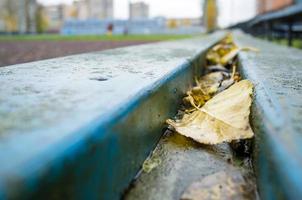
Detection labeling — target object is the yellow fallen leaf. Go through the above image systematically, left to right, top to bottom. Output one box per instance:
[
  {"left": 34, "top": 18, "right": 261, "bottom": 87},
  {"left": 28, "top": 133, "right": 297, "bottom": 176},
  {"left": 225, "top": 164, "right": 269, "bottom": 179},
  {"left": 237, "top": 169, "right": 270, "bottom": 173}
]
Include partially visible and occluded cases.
[
  {"left": 221, "top": 33, "right": 233, "bottom": 45},
  {"left": 212, "top": 44, "right": 222, "bottom": 51},
  {"left": 207, "top": 45, "right": 239, "bottom": 66},
  {"left": 220, "top": 47, "right": 240, "bottom": 65},
  {"left": 220, "top": 47, "right": 259, "bottom": 66},
  {"left": 206, "top": 51, "right": 221, "bottom": 65},
  {"left": 185, "top": 72, "right": 228, "bottom": 108},
  {"left": 167, "top": 80, "right": 254, "bottom": 144},
  {"left": 202, "top": 80, "right": 253, "bottom": 129}
]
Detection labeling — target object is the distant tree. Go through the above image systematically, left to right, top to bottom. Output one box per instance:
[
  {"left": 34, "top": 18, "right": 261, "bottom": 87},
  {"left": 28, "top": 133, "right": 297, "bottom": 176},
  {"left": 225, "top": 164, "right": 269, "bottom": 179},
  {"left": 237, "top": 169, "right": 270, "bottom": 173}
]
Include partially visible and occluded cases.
[
  {"left": 0, "top": 0, "right": 40, "bottom": 33},
  {"left": 2, "top": 0, "right": 18, "bottom": 32},
  {"left": 203, "top": 0, "right": 218, "bottom": 32},
  {"left": 36, "top": 5, "right": 48, "bottom": 33},
  {"left": 69, "top": 7, "right": 78, "bottom": 18},
  {"left": 167, "top": 19, "right": 178, "bottom": 29}
]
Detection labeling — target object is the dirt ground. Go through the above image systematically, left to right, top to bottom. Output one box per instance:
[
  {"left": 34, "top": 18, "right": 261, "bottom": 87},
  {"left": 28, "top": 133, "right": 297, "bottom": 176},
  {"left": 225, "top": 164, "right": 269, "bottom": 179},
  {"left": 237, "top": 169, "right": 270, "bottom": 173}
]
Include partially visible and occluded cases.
[{"left": 0, "top": 40, "right": 157, "bottom": 67}]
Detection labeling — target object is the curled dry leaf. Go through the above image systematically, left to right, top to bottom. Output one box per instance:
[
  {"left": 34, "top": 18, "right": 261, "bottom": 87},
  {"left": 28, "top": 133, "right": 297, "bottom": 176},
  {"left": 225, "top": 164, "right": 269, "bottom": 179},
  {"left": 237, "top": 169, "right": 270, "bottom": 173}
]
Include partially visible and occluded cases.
[
  {"left": 206, "top": 33, "right": 258, "bottom": 67},
  {"left": 206, "top": 34, "right": 238, "bottom": 66},
  {"left": 220, "top": 46, "right": 260, "bottom": 66},
  {"left": 220, "top": 48, "right": 240, "bottom": 65},
  {"left": 206, "top": 51, "right": 221, "bottom": 65},
  {"left": 184, "top": 72, "right": 230, "bottom": 108},
  {"left": 167, "top": 80, "right": 254, "bottom": 145}
]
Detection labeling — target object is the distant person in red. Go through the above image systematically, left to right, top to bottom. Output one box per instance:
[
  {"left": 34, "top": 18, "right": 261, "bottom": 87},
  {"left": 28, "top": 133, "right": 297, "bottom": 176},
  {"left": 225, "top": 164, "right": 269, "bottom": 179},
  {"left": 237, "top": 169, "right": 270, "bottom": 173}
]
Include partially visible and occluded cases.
[{"left": 107, "top": 23, "right": 114, "bottom": 36}]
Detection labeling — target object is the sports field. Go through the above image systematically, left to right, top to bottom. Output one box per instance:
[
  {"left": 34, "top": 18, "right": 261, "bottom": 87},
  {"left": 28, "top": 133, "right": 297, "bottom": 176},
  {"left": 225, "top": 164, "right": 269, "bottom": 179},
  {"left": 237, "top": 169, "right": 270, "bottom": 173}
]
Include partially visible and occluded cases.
[{"left": 0, "top": 34, "right": 194, "bottom": 67}]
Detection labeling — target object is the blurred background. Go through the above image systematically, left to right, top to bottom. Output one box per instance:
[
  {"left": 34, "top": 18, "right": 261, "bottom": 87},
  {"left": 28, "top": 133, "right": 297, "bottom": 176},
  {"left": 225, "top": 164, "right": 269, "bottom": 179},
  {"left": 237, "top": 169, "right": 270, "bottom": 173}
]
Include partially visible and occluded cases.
[
  {"left": 0, "top": 0, "right": 301, "bottom": 66},
  {"left": 0, "top": 0, "right": 257, "bottom": 35}
]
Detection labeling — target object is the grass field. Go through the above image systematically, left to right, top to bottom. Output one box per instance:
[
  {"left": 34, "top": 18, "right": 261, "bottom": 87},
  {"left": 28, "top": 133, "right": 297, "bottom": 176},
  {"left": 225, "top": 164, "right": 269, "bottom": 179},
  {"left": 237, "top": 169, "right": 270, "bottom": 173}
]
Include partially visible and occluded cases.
[
  {"left": 0, "top": 34, "right": 194, "bottom": 42},
  {"left": 259, "top": 37, "right": 302, "bottom": 49},
  {"left": 274, "top": 39, "right": 302, "bottom": 49}
]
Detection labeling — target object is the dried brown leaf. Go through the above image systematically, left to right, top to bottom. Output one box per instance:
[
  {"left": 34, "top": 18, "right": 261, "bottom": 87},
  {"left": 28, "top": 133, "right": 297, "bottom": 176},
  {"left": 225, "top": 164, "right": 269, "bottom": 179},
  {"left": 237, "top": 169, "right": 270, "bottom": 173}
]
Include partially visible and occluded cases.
[
  {"left": 220, "top": 47, "right": 240, "bottom": 65},
  {"left": 185, "top": 72, "right": 229, "bottom": 108},
  {"left": 167, "top": 80, "right": 254, "bottom": 145}
]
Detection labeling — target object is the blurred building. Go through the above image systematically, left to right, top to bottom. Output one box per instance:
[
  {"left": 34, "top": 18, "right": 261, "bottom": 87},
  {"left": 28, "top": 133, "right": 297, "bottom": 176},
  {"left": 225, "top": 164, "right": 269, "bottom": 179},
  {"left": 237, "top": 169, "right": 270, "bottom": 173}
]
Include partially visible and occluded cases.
[
  {"left": 0, "top": 0, "right": 37, "bottom": 33},
  {"left": 41, "top": 0, "right": 114, "bottom": 32},
  {"left": 73, "top": 0, "right": 113, "bottom": 20},
  {"left": 74, "top": 0, "right": 89, "bottom": 19},
  {"left": 88, "top": 0, "right": 113, "bottom": 19},
  {"left": 257, "top": 0, "right": 294, "bottom": 14},
  {"left": 129, "top": 2, "right": 149, "bottom": 20},
  {"left": 43, "top": 4, "right": 76, "bottom": 32}
]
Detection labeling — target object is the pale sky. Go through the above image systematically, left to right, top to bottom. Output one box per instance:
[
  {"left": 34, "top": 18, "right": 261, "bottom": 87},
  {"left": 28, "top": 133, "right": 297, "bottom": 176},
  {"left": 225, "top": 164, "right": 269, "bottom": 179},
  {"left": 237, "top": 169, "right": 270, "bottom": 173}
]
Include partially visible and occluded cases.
[
  {"left": 37, "top": 0, "right": 257, "bottom": 27},
  {"left": 217, "top": 0, "right": 256, "bottom": 27}
]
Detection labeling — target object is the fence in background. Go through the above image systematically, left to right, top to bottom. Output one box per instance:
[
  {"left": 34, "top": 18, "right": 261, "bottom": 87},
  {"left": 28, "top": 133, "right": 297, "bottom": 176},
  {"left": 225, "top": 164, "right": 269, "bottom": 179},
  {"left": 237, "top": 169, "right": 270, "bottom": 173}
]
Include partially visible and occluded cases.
[
  {"left": 231, "top": 3, "right": 302, "bottom": 46},
  {"left": 61, "top": 18, "right": 205, "bottom": 35}
]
